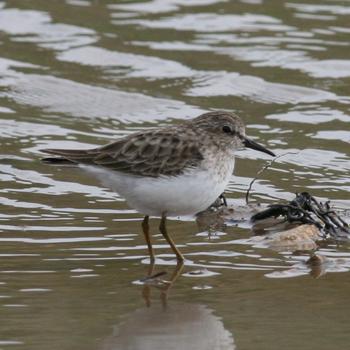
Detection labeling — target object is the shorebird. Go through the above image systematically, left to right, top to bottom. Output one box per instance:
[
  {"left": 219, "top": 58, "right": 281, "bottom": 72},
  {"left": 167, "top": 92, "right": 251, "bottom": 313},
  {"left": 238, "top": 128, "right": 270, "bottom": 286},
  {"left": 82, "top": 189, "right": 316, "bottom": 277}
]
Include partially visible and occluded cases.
[{"left": 41, "top": 111, "right": 275, "bottom": 263}]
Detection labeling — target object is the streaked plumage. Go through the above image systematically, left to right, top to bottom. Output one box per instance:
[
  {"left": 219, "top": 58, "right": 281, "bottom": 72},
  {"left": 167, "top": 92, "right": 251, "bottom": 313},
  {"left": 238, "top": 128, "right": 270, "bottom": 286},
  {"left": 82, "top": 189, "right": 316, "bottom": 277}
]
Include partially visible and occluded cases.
[{"left": 41, "top": 111, "right": 275, "bottom": 262}]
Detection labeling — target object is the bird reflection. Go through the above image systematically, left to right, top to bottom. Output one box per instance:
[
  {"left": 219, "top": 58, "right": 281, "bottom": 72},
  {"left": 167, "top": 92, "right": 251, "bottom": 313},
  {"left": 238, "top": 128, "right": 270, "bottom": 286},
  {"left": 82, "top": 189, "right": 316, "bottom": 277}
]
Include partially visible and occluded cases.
[
  {"left": 141, "top": 261, "right": 184, "bottom": 308},
  {"left": 100, "top": 302, "right": 235, "bottom": 350}
]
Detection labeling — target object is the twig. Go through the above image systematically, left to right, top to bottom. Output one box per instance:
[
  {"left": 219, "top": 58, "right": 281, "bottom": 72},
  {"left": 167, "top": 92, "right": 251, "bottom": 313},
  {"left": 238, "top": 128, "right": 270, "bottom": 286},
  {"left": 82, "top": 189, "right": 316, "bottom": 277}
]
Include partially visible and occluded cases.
[{"left": 245, "top": 152, "right": 300, "bottom": 205}]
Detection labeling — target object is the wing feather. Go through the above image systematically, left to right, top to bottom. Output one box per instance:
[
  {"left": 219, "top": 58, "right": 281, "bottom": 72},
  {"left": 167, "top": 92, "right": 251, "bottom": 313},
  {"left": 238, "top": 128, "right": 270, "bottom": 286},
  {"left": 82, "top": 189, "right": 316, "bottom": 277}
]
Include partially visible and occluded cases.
[{"left": 41, "top": 128, "right": 203, "bottom": 177}]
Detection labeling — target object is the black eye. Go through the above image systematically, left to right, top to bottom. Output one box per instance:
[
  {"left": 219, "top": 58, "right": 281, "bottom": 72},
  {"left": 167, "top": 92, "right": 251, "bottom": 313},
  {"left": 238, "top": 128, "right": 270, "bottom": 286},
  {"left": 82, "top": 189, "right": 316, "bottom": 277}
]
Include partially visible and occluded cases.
[{"left": 222, "top": 125, "right": 232, "bottom": 134}]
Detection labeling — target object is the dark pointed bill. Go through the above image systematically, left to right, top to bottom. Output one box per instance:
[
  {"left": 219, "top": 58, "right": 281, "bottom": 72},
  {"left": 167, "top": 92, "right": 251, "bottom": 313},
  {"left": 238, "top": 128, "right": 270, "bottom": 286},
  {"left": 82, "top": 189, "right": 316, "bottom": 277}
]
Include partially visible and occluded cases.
[{"left": 243, "top": 137, "right": 275, "bottom": 157}]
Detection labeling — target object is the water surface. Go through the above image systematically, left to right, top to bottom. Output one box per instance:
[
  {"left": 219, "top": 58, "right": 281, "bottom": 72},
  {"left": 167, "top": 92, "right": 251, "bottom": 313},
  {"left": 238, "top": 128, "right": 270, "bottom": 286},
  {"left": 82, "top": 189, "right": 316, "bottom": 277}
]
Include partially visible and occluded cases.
[{"left": 0, "top": 0, "right": 350, "bottom": 349}]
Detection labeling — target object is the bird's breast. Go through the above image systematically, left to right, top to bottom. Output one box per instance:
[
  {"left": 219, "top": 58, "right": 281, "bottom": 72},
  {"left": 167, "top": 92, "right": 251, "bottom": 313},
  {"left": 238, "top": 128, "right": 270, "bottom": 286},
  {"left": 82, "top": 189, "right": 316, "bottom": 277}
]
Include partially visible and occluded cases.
[{"left": 200, "top": 147, "right": 235, "bottom": 183}]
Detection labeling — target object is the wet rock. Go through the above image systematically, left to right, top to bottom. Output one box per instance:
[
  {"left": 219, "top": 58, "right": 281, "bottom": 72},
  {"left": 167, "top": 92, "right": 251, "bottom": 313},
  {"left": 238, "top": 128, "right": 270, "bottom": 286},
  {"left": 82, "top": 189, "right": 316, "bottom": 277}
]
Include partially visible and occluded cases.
[
  {"left": 196, "top": 203, "right": 261, "bottom": 232},
  {"left": 253, "top": 224, "right": 321, "bottom": 252},
  {"left": 268, "top": 224, "right": 320, "bottom": 251}
]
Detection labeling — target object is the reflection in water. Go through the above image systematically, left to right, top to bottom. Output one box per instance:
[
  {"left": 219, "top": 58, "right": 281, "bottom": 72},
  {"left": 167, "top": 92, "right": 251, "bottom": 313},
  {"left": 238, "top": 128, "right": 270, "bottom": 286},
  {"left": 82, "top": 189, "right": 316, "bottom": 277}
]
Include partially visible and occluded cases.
[
  {"left": 109, "top": 0, "right": 227, "bottom": 15},
  {"left": 0, "top": 8, "right": 97, "bottom": 50},
  {"left": 115, "top": 13, "right": 293, "bottom": 32},
  {"left": 58, "top": 46, "right": 194, "bottom": 79},
  {"left": 186, "top": 71, "right": 338, "bottom": 104},
  {"left": 2, "top": 74, "right": 203, "bottom": 122},
  {"left": 140, "top": 261, "right": 184, "bottom": 307},
  {"left": 100, "top": 303, "right": 235, "bottom": 350}
]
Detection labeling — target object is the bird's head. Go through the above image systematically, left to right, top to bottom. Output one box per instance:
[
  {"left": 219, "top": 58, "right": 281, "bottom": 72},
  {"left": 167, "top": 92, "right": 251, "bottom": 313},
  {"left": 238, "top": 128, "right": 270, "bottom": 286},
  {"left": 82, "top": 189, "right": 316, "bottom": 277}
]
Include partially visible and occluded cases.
[{"left": 192, "top": 111, "right": 275, "bottom": 157}]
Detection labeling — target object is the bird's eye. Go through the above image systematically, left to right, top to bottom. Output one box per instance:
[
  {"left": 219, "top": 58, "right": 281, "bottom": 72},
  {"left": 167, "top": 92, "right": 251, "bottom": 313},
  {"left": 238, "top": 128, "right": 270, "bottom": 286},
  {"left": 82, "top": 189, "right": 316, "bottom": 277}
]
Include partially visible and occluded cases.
[{"left": 222, "top": 125, "right": 232, "bottom": 134}]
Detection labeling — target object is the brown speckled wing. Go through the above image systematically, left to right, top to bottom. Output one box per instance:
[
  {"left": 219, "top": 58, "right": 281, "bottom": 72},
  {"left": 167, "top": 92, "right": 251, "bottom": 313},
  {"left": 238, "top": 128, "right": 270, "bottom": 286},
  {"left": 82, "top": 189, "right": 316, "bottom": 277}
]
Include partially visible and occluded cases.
[
  {"left": 42, "top": 129, "right": 204, "bottom": 178},
  {"left": 94, "top": 129, "right": 203, "bottom": 177}
]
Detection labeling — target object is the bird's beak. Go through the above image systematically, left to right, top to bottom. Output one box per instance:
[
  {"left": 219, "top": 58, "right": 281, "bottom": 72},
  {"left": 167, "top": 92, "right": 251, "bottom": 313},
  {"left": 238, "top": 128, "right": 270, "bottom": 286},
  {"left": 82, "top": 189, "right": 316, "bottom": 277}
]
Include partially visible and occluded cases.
[{"left": 243, "top": 137, "right": 275, "bottom": 157}]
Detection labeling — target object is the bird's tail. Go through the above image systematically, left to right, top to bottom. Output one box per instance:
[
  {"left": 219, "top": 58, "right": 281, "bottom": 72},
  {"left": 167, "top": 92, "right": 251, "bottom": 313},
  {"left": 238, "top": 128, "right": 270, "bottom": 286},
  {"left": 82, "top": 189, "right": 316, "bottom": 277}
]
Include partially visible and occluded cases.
[
  {"left": 40, "top": 148, "right": 98, "bottom": 164},
  {"left": 41, "top": 157, "right": 75, "bottom": 165}
]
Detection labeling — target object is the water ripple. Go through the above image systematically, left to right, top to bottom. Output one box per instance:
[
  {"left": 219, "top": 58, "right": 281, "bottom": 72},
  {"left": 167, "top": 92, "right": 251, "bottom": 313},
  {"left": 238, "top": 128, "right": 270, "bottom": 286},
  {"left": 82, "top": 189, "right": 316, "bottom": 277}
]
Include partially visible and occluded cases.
[{"left": 0, "top": 8, "right": 97, "bottom": 49}]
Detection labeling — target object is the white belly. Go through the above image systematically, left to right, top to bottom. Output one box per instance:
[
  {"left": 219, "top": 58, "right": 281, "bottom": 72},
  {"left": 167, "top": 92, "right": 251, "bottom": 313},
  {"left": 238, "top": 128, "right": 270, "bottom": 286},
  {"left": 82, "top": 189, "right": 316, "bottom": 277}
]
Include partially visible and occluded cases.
[{"left": 81, "top": 160, "right": 234, "bottom": 217}]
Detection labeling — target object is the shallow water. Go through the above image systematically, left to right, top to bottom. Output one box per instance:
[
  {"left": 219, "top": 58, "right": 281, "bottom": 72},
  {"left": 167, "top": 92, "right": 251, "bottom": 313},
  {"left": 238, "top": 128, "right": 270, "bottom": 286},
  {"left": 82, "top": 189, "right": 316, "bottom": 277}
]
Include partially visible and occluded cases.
[{"left": 0, "top": 0, "right": 350, "bottom": 349}]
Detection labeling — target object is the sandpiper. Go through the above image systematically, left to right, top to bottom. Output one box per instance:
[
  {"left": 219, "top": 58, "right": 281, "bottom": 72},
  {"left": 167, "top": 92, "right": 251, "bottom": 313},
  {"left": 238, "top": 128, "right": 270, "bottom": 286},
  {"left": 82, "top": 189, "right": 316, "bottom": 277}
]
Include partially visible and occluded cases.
[{"left": 41, "top": 111, "right": 275, "bottom": 263}]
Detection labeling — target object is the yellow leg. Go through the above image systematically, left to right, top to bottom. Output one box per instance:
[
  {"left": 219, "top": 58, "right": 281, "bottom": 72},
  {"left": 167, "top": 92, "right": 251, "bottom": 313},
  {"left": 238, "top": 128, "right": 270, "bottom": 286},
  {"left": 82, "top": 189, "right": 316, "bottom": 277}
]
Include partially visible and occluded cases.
[
  {"left": 159, "top": 213, "right": 185, "bottom": 262},
  {"left": 142, "top": 215, "right": 155, "bottom": 263},
  {"left": 141, "top": 259, "right": 155, "bottom": 307},
  {"left": 141, "top": 261, "right": 184, "bottom": 308},
  {"left": 160, "top": 261, "right": 184, "bottom": 307}
]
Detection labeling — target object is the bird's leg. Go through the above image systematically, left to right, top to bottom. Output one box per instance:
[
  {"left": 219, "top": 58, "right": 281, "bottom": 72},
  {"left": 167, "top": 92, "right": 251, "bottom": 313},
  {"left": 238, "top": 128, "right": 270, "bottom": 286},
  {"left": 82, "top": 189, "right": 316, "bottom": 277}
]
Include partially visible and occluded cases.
[
  {"left": 219, "top": 193, "right": 228, "bottom": 207},
  {"left": 159, "top": 213, "right": 185, "bottom": 263},
  {"left": 141, "top": 214, "right": 184, "bottom": 307},
  {"left": 141, "top": 215, "right": 155, "bottom": 307},
  {"left": 141, "top": 215, "right": 184, "bottom": 307},
  {"left": 142, "top": 215, "right": 155, "bottom": 264},
  {"left": 160, "top": 262, "right": 184, "bottom": 308},
  {"left": 141, "top": 264, "right": 183, "bottom": 308},
  {"left": 142, "top": 284, "right": 152, "bottom": 308}
]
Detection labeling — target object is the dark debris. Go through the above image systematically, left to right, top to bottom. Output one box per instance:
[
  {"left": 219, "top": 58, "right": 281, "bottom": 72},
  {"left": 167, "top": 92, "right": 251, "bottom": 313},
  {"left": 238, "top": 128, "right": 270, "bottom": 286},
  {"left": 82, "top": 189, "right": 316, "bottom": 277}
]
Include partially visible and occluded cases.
[{"left": 251, "top": 192, "right": 350, "bottom": 239}]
